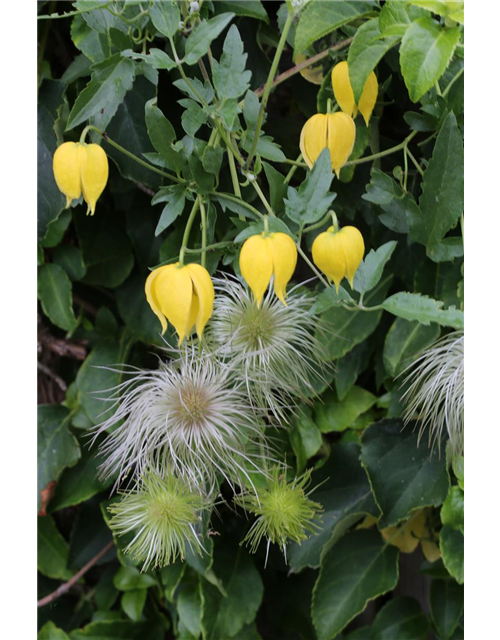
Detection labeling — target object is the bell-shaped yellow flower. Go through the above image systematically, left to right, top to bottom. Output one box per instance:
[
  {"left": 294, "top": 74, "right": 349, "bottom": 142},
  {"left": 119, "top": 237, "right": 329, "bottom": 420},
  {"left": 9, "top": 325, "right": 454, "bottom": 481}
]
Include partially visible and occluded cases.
[
  {"left": 331, "top": 61, "right": 378, "bottom": 126},
  {"left": 299, "top": 113, "right": 356, "bottom": 176},
  {"left": 53, "top": 142, "right": 109, "bottom": 215},
  {"left": 312, "top": 225, "right": 364, "bottom": 292},
  {"left": 239, "top": 232, "right": 297, "bottom": 307},
  {"left": 145, "top": 262, "right": 214, "bottom": 344}
]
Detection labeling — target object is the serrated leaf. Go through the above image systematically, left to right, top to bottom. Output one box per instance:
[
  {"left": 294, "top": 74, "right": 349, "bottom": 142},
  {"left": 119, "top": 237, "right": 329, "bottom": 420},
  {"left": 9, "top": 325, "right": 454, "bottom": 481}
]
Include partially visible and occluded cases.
[
  {"left": 149, "top": 0, "right": 180, "bottom": 38},
  {"left": 215, "top": 1, "right": 268, "bottom": 22},
  {"left": 379, "top": 1, "right": 412, "bottom": 36},
  {"left": 184, "top": 12, "right": 234, "bottom": 66},
  {"left": 400, "top": 18, "right": 460, "bottom": 102},
  {"left": 347, "top": 19, "right": 399, "bottom": 103},
  {"left": 213, "top": 25, "right": 252, "bottom": 99},
  {"left": 66, "top": 54, "right": 135, "bottom": 130},
  {"left": 145, "top": 98, "right": 182, "bottom": 173},
  {"left": 284, "top": 149, "right": 336, "bottom": 226},
  {"left": 362, "top": 169, "right": 419, "bottom": 235},
  {"left": 154, "top": 185, "right": 186, "bottom": 236},
  {"left": 353, "top": 240, "right": 397, "bottom": 294},
  {"left": 38, "top": 263, "right": 78, "bottom": 331},
  {"left": 381, "top": 292, "right": 464, "bottom": 330},
  {"left": 383, "top": 317, "right": 440, "bottom": 378},
  {"left": 316, "top": 386, "right": 377, "bottom": 433},
  {"left": 360, "top": 418, "right": 450, "bottom": 528},
  {"left": 312, "top": 529, "right": 399, "bottom": 640},
  {"left": 371, "top": 596, "right": 429, "bottom": 640}
]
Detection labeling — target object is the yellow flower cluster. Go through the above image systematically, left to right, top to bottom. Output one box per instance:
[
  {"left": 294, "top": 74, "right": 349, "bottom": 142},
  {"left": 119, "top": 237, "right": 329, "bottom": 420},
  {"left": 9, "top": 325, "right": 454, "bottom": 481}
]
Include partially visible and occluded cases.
[{"left": 53, "top": 141, "right": 109, "bottom": 215}]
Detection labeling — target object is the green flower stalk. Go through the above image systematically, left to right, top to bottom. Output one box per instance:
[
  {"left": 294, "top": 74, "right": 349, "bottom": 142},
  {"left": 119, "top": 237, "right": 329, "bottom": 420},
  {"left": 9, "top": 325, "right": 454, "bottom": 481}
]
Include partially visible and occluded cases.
[
  {"left": 235, "top": 466, "right": 323, "bottom": 564},
  {"left": 108, "top": 471, "right": 207, "bottom": 571}
]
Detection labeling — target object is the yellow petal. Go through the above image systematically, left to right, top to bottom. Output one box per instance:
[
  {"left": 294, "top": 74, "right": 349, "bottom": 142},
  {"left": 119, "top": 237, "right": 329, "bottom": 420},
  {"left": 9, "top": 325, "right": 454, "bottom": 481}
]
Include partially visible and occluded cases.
[
  {"left": 296, "top": 52, "right": 324, "bottom": 85},
  {"left": 331, "top": 61, "right": 356, "bottom": 117},
  {"left": 358, "top": 71, "right": 378, "bottom": 126},
  {"left": 326, "top": 113, "right": 356, "bottom": 177},
  {"left": 299, "top": 114, "right": 328, "bottom": 169},
  {"left": 53, "top": 142, "right": 82, "bottom": 207},
  {"left": 80, "top": 143, "right": 109, "bottom": 216},
  {"left": 338, "top": 226, "right": 365, "bottom": 287},
  {"left": 311, "top": 227, "right": 346, "bottom": 292},
  {"left": 268, "top": 233, "right": 297, "bottom": 305},
  {"left": 239, "top": 234, "right": 273, "bottom": 307},
  {"left": 185, "top": 263, "right": 215, "bottom": 340},
  {"left": 154, "top": 264, "right": 193, "bottom": 344},
  {"left": 145, "top": 267, "right": 168, "bottom": 334},
  {"left": 381, "top": 509, "right": 427, "bottom": 554},
  {"left": 356, "top": 515, "right": 378, "bottom": 529},
  {"left": 421, "top": 540, "right": 441, "bottom": 563}
]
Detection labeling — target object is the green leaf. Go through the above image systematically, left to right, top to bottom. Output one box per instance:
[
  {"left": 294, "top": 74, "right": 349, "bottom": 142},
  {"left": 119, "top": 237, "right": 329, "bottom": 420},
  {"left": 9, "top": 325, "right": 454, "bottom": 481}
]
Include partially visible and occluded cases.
[
  {"left": 149, "top": 0, "right": 180, "bottom": 38},
  {"left": 215, "top": 1, "right": 268, "bottom": 23},
  {"left": 294, "top": 1, "right": 374, "bottom": 54},
  {"left": 379, "top": 1, "right": 412, "bottom": 36},
  {"left": 184, "top": 13, "right": 235, "bottom": 66},
  {"left": 71, "top": 15, "right": 110, "bottom": 64},
  {"left": 400, "top": 18, "right": 460, "bottom": 102},
  {"left": 347, "top": 19, "right": 399, "bottom": 103},
  {"left": 213, "top": 25, "right": 252, "bottom": 99},
  {"left": 122, "top": 48, "right": 176, "bottom": 70},
  {"left": 66, "top": 54, "right": 135, "bottom": 130},
  {"left": 105, "top": 75, "right": 161, "bottom": 188},
  {"left": 145, "top": 97, "right": 182, "bottom": 172},
  {"left": 179, "top": 98, "right": 208, "bottom": 137},
  {"left": 38, "top": 104, "right": 66, "bottom": 241},
  {"left": 412, "top": 112, "right": 464, "bottom": 260},
  {"left": 241, "top": 134, "right": 286, "bottom": 162},
  {"left": 202, "top": 145, "right": 224, "bottom": 176},
  {"left": 284, "top": 149, "right": 336, "bottom": 226},
  {"left": 262, "top": 162, "right": 287, "bottom": 214},
  {"left": 154, "top": 185, "right": 186, "bottom": 236},
  {"left": 41, "top": 210, "right": 72, "bottom": 249},
  {"left": 353, "top": 240, "right": 397, "bottom": 294},
  {"left": 53, "top": 245, "right": 87, "bottom": 281},
  {"left": 38, "top": 263, "right": 78, "bottom": 332},
  {"left": 317, "top": 277, "right": 391, "bottom": 360},
  {"left": 381, "top": 292, "right": 464, "bottom": 330},
  {"left": 383, "top": 318, "right": 440, "bottom": 378},
  {"left": 335, "top": 341, "right": 371, "bottom": 401},
  {"left": 316, "top": 386, "right": 377, "bottom": 433},
  {"left": 38, "top": 405, "right": 81, "bottom": 513},
  {"left": 290, "top": 406, "right": 323, "bottom": 471},
  {"left": 360, "top": 418, "right": 450, "bottom": 528},
  {"left": 288, "top": 443, "right": 379, "bottom": 572},
  {"left": 452, "top": 456, "right": 464, "bottom": 490},
  {"left": 441, "top": 486, "right": 464, "bottom": 531},
  {"left": 38, "top": 515, "right": 73, "bottom": 580},
  {"left": 440, "top": 526, "right": 464, "bottom": 583},
  {"left": 312, "top": 529, "right": 399, "bottom": 640},
  {"left": 201, "top": 548, "right": 264, "bottom": 639},
  {"left": 160, "top": 561, "right": 186, "bottom": 602},
  {"left": 113, "top": 566, "right": 157, "bottom": 591},
  {"left": 177, "top": 576, "right": 203, "bottom": 637},
  {"left": 430, "top": 579, "right": 464, "bottom": 640},
  {"left": 121, "top": 589, "right": 147, "bottom": 622},
  {"left": 371, "top": 596, "right": 429, "bottom": 640},
  {"left": 69, "top": 620, "right": 164, "bottom": 640},
  {"left": 38, "top": 621, "right": 71, "bottom": 640}
]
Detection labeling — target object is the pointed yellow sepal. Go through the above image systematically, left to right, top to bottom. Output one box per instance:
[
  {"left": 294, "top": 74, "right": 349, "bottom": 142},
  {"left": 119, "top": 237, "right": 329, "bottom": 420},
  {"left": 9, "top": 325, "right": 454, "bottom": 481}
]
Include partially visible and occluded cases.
[
  {"left": 331, "top": 61, "right": 378, "bottom": 126},
  {"left": 299, "top": 112, "right": 356, "bottom": 176},
  {"left": 52, "top": 141, "right": 109, "bottom": 215},
  {"left": 311, "top": 224, "right": 364, "bottom": 292},
  {"left": 239, "top": 232, "right": 297, "bottom": 307},
  {"left": 144, "top": 262, "right": 215, "bottom": 344}
]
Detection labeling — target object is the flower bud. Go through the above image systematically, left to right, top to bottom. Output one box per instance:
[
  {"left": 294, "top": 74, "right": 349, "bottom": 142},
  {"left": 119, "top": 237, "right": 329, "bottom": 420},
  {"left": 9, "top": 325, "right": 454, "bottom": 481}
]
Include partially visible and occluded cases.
[
  {"left": 331, "top": 61, "right": 378, "bottom": 126},
  {"left": 299, "top": 113, "right": 356, "bottom": 176},
  {"left": 53, "top": 141, "right": 109, "bottom": 215},
  {"left": 312, "top": 224, "right": 364, "bottom": 292},
  {"left": 239, "top": 232, "right": 297, "bottom": 307},
  {"left": 145, "top": 262, "right": 214, "bottom": 344}
]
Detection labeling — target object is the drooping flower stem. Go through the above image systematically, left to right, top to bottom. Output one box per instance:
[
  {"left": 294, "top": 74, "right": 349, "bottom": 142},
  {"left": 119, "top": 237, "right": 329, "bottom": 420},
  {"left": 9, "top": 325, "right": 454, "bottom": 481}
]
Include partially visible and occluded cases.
[
  {"left": 245, "top": 9, "right": 295, "bottom": 170},
  {"left": 227, "top": 143, "right": 245, "bottom": 221},
  {"left": 250, "top": 178, "right": 275, "bottom": 217},
  {"left": 211, "top": 192, "right": 265, "bottom": 221},
  {"left": 179, "top": 198, "right": 201, "bottom": 266},
  {"left": 296, "top": 243, "right": 330, "bottom": 288}
]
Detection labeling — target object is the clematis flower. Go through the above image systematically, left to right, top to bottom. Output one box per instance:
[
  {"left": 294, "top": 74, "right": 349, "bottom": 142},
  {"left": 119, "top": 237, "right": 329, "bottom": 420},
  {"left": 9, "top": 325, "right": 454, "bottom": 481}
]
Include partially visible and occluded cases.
[
  {"left": 331, "top": 61, "right": 378, "bottom": 126},
  {"left": 299, "top": 113, "right": 356, "bottom": 176},
  {"left": 52, "top": 141, "right": 109, "bottom": 215},
  {"left": 312, "top": 224, "right": 364, "bottom": 292},
  {"left": 239, "top": 232, "right": 297, "bottom": 307},
  {"left": 145, "top": 262, "right": 214, "bottom": 344}
]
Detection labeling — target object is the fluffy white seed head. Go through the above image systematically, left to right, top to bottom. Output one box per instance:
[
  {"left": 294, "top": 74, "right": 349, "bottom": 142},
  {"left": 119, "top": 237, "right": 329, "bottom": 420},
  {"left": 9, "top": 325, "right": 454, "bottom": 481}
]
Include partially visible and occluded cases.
[
  {"left": 206, "top": 276, "right": 329, "bottom": 420},
  {"left": 401, "top": 330, "right": 464, "bottom": 460},
  {"left": 93, "top": 346, "right": 272, "bottom": 495}
]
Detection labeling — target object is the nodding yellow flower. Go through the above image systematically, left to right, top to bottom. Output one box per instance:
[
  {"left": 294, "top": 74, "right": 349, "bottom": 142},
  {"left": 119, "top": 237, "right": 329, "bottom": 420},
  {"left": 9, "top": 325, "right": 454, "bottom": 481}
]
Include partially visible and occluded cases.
[
  {"left": 331, "top": 61, "right": 378, "bottom": 126},
  {"left": 299, "top": 112, "right": 356, "bottom": 176},
  {"left": 53, "top": 141, "right": 109, "bottom": 215},
  {"left": 312, "top": 224, "right": 364, "bottom": 292},
  {"left": 239, "top": 232, "right": 297, "bottom": 308},
  {"left": 145, "top": 262, "right": 214, "bottom": 344}
]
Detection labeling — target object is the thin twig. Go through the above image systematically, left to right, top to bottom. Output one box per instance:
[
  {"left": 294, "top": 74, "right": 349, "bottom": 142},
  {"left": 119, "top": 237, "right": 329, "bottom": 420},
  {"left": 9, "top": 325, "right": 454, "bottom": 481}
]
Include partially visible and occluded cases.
[
  {"left": 37, "top": 362, "right": 67, "bottom": 392},
  {"left": 37, "top": 541, "right": 115, "bottom": 608}
]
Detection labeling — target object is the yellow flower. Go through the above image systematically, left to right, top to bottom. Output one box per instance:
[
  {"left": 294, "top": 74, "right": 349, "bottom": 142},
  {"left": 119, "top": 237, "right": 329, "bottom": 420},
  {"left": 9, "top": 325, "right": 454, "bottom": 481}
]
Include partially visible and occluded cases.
[
  {"left": 295, "top": 53, "right": 324, "bottom": 85},
  {"left": 331, "top": 61, "right": 378, "bottom": 126},
  {"left": 299, "top": 113, "right": 356, "bottom": 176},
  {"left": 53, "top": 141, "right": 109, "bottom": 215},
  {"left": 312, "top": 225, "right": 364, "bottom": 292},
  {"left": 239, "top": 232, "right": 297, "bottom": 308},
  {"left": 145, "top": 262, "right": 214, "bottom": 344}
]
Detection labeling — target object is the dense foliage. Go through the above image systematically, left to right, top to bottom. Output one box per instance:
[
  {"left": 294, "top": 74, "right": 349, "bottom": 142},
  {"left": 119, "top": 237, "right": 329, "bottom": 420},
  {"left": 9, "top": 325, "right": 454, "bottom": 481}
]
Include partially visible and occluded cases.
[{"left": 37, "top": 1, "right": 464, "bottom": 639}]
